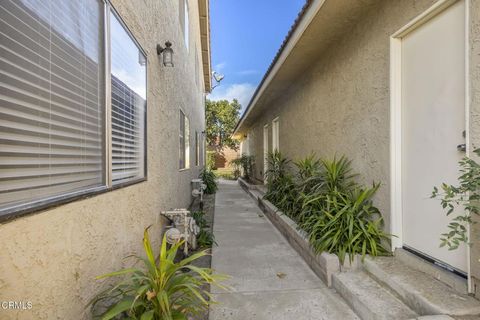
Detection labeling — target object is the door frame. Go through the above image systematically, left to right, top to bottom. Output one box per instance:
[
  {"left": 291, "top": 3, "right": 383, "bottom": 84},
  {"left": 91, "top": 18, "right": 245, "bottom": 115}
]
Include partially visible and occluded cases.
[
  {"left": 389, "top": 0, "right": 471, "bottom": 291},
  {"left": 263, "top": 124, "right": 269, "bottom": 184}
]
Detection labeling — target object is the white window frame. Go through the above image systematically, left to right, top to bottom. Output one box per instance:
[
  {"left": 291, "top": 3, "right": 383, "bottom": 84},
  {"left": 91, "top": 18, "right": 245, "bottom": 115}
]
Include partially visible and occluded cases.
[
  {"left": 180, "top": 0, "right": 189, "bottom": 51},
  {"left": 0, "top": 1, "right": 148, "bottom": 219},
  {"left": 108, "top": 5, "right": 148, "bottom": 187},
  {"left": 179, "top": 110, "right": 190, "bottom": 170},
  {"left": 272, "top": 117, "right": 279, "bottom": 152},
  {"left": 263, "top": 124, "right": 269, "bottom": 183},
  {"left": 195, "top": 131, "right": 200, "bottom": 166}
]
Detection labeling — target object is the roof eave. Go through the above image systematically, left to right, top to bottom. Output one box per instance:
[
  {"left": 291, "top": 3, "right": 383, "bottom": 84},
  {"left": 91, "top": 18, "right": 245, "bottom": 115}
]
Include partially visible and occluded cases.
[{"left": 199, "top": 0, "right": 212, "bottom": 93}]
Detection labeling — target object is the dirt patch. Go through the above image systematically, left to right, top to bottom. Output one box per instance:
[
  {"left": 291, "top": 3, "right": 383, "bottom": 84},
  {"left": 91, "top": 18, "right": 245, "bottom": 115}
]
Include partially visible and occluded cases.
[{"left": 189, "top": 193, "right": 216, "bottom": 320}]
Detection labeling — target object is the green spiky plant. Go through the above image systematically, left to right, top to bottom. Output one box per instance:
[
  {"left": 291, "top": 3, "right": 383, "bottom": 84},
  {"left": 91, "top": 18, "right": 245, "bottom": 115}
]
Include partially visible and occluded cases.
[
  {"left": 264, "top": 151, "right": 297, "bottom": 217},
  {"left": 265, "top": 153, "right": 390, "bottom": 265},
  {"left": 231, "top": 154, "right": 255, "bottom": 180},
  {"left": 295, "top": 156, "right": 356, "bottom": 225},
  {"left": 200, "top": 168, "right": 218, "bottom": 194},
  {"left": 302, "top": 183, "right": 390, "bottom": 264},
  {"left": 191, "top": 211, "right": 209, "bottom": 229},
  {"left": 90, "top": 227, "right": 228, "bottom": 320},
  {"left": 197, "top": 229, "right": 217, "bottom": 248}
]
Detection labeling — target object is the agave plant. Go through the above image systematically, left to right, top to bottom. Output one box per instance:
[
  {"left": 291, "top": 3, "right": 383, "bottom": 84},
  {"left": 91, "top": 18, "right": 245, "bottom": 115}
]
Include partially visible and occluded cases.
[{"left": 91, "top": 227, "right": 228, "bottom": 320}]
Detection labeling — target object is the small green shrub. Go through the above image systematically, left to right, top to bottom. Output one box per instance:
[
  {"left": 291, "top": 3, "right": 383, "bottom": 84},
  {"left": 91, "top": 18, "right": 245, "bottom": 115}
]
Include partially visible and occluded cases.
[
  {"left": 432, "top": 148, "right": 480, "bottom": 250},
  {"left": 206, "top": 151, "right": 216, "bottom": 170},
  {"left": 264, "top": 151, "right": 297, "bottom": 216},
  {"left": 264, "top": 152, "right": 390, "bottom": 264},
  {"left": 231, "top": 154, "right": 255, "bottom": 180},
  {"left": 200, "top": 168, "right": 218, "bottom": 194},
  {"left": 214, "top": 170, "right": 236, "bottom": 180},
  {"left": 301, "top": 184, "right": 390, "bottom": 264},
  {"left": 192, "top": 211, "right": 209, "bottom": 229},
  {"left": 91, "top": 227, "right": 227, "bottom": 320},
  {"left": 197, "top": 229, "right": 217, "bottom": 248}
]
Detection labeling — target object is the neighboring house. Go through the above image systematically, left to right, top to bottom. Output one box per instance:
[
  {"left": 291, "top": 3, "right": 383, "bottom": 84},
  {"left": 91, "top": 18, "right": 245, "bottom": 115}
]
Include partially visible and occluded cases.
[
  {"left": 0, "top": 0, "right": 211, "bottom": 318},
  {"left": 234, "top": 0, "right": 480, "bottom": 296}
]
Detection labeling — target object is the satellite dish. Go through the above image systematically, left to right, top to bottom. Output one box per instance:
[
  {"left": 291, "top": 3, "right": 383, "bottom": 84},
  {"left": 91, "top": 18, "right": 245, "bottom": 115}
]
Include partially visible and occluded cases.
[{"left": 212, "top": 71, "right": 224, "bottom": 83}]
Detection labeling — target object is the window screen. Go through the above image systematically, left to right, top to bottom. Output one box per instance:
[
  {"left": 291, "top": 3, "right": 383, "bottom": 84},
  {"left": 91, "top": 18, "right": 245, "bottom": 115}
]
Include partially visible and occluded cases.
[{"left": 0, "top": 0, "right": 105, "bottom": 212}]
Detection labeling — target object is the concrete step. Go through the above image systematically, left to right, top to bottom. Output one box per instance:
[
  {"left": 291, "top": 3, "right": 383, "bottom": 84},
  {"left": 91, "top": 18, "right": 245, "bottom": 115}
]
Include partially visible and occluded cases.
[
  {"left": 395, "top": 248, "right": 468, "bottom": 294},
  {"left": 363, "top": 256, "right": 480, "bottom": 316},
  {"left": 332, "top": 271, "right": 418, "bottom": 320}
]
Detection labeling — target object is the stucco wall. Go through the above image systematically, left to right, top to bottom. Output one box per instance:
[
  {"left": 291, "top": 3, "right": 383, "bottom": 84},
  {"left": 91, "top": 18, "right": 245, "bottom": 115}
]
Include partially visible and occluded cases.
[
  {"left": 0, "top": 0, "right": 207, "bottom": 319},
  {"left": 246, "top": 0, "right": 480, "bottom": 289},
  {"left": 248, "top": 0, "right": 440, "bottom": 229}
]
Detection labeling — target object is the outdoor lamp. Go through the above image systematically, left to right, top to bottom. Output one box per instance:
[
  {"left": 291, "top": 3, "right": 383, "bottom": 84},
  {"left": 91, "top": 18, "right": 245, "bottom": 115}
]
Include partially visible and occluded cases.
[{"left": 157, "top": 41, "right": 174, "bottom": 67}]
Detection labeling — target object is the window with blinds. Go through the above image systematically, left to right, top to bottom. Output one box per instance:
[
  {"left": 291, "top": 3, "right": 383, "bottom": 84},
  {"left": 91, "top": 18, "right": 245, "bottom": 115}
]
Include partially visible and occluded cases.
[
  {"left": 0, "top": 0, "right": 105, "bottom": 213},
  {"left": 0, "top": 1, "right": 147, "bottom": 216},
  {"left": 110, "top": 11, "right": 146, "bottom": 185}
]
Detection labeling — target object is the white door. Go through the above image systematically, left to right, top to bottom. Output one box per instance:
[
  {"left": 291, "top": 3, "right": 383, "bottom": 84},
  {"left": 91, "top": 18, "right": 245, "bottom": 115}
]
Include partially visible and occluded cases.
[
  {"left": 401, "top": 0, "right": 467, "bottom": 272},
  {"left": 263, "top": 124, "right": 269, "bottom": 182}
]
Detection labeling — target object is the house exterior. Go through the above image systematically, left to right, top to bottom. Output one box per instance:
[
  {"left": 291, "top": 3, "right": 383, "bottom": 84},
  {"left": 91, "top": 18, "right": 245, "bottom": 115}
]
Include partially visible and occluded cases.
[
  {"left": 0, "top": 0, "right": 211, "bottom": 318},
  {"left": 234, "top": 0, "right": 480, "bottom": 296}
]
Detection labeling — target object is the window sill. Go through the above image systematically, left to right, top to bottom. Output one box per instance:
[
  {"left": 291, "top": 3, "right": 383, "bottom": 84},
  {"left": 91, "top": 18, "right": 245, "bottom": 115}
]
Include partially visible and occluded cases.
[
  {"left": 179, "top": 168, "right": 191, "bottom": 172},
  {"left": 0, "top": 178, "right": 147, "bottom": 223}
]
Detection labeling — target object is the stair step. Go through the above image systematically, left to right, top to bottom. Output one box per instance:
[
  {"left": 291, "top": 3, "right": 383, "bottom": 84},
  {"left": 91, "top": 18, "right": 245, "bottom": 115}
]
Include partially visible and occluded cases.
[
  {"left": 395, "top": 249, "right": 468, "bottom": 294},
  {"left": 364, "top": 256, "right": 480, "bottom": 316},
  {"left": 332, "top": 271, "right": 418, "bottom": 320}
]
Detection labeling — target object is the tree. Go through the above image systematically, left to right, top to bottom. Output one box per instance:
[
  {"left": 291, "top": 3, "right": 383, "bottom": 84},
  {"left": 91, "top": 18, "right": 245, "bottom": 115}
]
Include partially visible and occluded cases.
[{"left": 206, "top": 99, "right": 241, "bottom": 150}]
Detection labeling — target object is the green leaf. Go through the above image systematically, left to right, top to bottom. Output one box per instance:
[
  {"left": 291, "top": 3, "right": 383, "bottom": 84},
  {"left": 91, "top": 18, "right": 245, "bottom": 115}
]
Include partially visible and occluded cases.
[{"left": 140, "top": 310, "right": 155, "bottom": 320}]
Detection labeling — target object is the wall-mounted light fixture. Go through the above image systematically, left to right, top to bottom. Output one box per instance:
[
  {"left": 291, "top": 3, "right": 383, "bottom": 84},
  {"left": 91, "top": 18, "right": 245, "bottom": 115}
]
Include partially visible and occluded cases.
[
  {"left": 157, "top": 41, "right": 174, "bottom": 67},
  {"left": 211, "top": 71, "right": 225, "bottom": 91}
]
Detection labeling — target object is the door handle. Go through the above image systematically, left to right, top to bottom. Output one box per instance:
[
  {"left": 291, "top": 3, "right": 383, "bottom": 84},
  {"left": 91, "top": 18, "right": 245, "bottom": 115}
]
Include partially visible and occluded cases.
[{"left": 457, "top": 144, "right": 466, "bottom": 152}]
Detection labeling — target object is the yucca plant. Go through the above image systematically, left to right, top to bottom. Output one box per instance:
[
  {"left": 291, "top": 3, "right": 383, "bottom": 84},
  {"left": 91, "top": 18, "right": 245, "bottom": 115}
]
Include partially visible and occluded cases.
[
  {"left": 265, "top": 150, "right": 290, "bottom": 186},
  {"left": 264, "top": 151, "right": 297, "bottom": 216},
  {"left": 295, "top": 153, "right": 322, "bottom": 181},
  {"left": 231, "top": 154, "right": 255, "bottom": 180},
  {"left": 296, "top": 156, "right": 357, "bottom": 225},
  {"left": 200, "top": 168, "right": 218, "bottom": 194},
  {"left": 303, "top": 184, "right": 390, "bottom": 264},
  {"left": 91, "top": 227, "right": 228, "bottom": 320}
]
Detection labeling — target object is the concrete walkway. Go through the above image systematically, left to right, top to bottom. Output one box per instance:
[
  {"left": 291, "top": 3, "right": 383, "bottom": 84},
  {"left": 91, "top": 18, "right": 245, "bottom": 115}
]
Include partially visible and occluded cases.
[{"left": 209, "top": 180, "right": 359, "bottom": 320}]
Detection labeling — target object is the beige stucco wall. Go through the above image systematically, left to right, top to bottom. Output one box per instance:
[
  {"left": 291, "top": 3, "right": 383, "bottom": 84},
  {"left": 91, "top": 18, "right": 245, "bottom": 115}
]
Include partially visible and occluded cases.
[
  {"left": 0, "top": 0, "right": 207, "bottom": 319},
  {"left": 245, "top": 0, "right": 480, "bottom": 284}
]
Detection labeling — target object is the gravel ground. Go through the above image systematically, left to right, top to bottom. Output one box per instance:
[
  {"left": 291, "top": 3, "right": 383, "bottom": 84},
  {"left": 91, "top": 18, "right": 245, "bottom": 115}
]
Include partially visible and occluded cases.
[{"left": 189, "top": 192, "right": 216, "bottom": 320}]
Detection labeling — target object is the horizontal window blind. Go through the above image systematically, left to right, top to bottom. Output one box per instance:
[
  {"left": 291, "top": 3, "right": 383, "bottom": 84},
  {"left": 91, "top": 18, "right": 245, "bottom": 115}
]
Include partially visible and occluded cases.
[
  {"left": 0, "top": 0, "right": 105, "bottom": 212},
  {"left": 110, "top": 11, "right": 146, "bottom": 185}
]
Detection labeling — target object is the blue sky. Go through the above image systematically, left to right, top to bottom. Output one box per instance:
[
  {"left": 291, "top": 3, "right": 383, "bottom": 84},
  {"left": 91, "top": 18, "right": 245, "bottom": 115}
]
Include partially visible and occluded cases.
[{"left": 207, "top": 0, "right": 305, "bottom": 113}]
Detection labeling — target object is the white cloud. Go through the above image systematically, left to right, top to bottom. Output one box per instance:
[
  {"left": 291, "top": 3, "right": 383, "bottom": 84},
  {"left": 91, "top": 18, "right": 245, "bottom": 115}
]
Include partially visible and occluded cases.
[
  {"left": 214, "top": 62, "right": 226, "bottom": 71},
  {"left": 237, "top": 69, "right": 258, "bottom": 76},
  {"left": 208, "top": 83, "right": 256, "bottom": 112}
]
